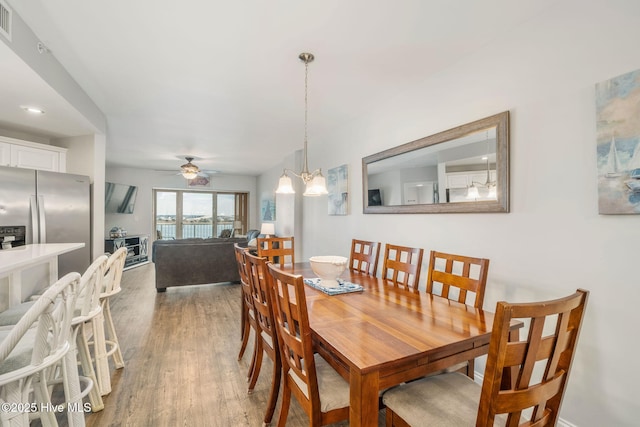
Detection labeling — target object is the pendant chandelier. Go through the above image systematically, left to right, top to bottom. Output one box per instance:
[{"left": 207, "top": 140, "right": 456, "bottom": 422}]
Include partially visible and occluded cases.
[
  {"left": 276, "top": 52, "right": 328, "bottom": 196},
  {"left": 467, "top": 131, "right": 497, "bottom": 200}
]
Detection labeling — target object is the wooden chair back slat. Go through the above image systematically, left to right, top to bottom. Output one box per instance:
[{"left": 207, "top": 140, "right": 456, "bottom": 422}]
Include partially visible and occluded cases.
[
  {"left": 257, "top": 236, "right": 295, "bottom": 267},
  {"left": 349, "top": 239, "right": 381, "bottom": 276},
  {"left": 233, "top": 243, "right": 250, "bottom": 286},
  {"left": 381, "top": 243, "right": 424, "bottom": 290},
  {"left": 234, "top": 244, "right": 254, "bottom": 312},
  {"left": 426, "top": 250, "right": 489, "bottom": 308},
  {"left": 245, "top": 251, "right": 277, "bottom": 347},
  {"left": 266, "top": 263, "right": 320, "bottom": 413},
  {"left": 477, "top": 289, "right": 589, "bottom": 426}
]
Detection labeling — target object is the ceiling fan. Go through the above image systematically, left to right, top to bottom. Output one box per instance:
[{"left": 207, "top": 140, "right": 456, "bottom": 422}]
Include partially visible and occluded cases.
[
  {"left": 154, "top": 156, "right": 219, "bottom": 178},
  {"left": 180, "top": 157, "right": 201, "bottom": 179}
]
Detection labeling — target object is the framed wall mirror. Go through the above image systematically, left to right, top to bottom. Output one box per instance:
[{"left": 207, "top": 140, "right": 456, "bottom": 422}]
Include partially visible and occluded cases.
[{"left": 362, "top": 111, "right": 509, "bottom": 213}]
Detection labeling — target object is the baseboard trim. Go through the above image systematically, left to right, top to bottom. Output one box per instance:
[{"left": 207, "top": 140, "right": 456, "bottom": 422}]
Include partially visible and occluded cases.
[{"left": 474, "top": 371, "right": 575, "bottom": 427}]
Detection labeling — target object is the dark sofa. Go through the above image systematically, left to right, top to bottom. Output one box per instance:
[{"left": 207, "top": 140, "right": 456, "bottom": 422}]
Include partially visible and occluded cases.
[{"left": 152, "top": 233, "right": 257, "bottom": 292}]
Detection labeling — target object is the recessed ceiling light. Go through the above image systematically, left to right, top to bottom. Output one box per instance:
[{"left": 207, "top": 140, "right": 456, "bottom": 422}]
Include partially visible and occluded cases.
[{"left": 21, "top": 106, "right": 45, "bottom": 114}]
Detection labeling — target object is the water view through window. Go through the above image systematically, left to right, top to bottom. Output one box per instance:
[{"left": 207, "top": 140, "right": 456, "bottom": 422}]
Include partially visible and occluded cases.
[{"left": 155, "top": 190, "right": 247, "bottom": 239}]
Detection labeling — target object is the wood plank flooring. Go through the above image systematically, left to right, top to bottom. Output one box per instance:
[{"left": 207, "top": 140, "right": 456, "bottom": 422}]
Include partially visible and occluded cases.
[{"left": 72, "top": 263, "right": 385, "bottom": 426}]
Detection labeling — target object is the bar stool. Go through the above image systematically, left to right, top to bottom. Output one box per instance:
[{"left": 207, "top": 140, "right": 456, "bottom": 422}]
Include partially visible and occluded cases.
[
  {"left": 92, "top": 247, "right": 127, "bottom": 395},
  {"left": 0, "top": 255, "right": 109, "bottom": 416},
  {"left": 0, "top": 272, "right": 80, "bottom": 427}
]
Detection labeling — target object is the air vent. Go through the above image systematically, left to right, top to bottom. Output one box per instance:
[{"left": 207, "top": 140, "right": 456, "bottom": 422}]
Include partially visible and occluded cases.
[{"left": 0, "top": 0, "right": 12, "bottom": 41}]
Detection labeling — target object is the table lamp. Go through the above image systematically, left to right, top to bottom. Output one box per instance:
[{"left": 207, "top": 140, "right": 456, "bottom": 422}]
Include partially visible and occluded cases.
[{"left": 260, "top": 223, "right": 275, "bottom": 238}]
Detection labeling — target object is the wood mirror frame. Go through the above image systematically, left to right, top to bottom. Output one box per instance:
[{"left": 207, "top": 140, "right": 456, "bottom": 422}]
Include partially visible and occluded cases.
[{"left": 362, "top": 111, "right": 509, "bottom": 214}]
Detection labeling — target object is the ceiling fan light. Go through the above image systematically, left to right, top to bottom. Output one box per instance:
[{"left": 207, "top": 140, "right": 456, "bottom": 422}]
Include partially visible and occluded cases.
[
  {"left": 180, "top": 157, "right": 200, "bottom": 179},
  {"left": 181, "top": 170, "right": 199, "bottom": 179}
]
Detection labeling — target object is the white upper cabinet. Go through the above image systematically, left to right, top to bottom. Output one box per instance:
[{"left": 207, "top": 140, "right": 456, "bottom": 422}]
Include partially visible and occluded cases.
[{"left": 0, "top": 136, "right": 67, "bottom": 172}]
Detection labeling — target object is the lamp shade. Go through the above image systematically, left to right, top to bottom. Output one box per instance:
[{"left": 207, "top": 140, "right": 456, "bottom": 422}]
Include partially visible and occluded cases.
[
  {"left": 276, "top": 173, "right": 295, "bottom": 194},
  {"left": 303, "top": 174, "right": 328, "bottom": 196},
  {"left": 467, "top": 185, "right": 480, "bottom": 200},
  {"left": 488, "top": 185, "right": 497, "bottom": 199},
  {"left": 260, "top": 223, "right": 275, "bottom": 237}
]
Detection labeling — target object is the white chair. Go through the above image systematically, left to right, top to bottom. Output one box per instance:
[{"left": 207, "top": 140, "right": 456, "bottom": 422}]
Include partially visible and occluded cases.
[
  {"left": 92, "top": 247, "right": 127, "bottom": 396},
  {"left": 0, "top": 255, "right": 110, "bottom": 415},
  {"left": 64, "top": 255, "right": 109, "bottom": 412},
  {"left": 0, "top": 272, "right": 80, "bottom": 427}
]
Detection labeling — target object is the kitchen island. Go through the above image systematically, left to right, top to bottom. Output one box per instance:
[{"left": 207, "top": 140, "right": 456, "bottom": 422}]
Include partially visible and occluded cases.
[{"left": 0, "top": 243, "right": 85, "bottom": 311}]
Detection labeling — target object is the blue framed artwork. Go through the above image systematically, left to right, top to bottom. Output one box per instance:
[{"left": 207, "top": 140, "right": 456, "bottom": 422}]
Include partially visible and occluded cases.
[
  {"left": 596, "top": 68, "right": 640, "bottom": 214},
  {"left": 327, "top": 164, "right": 348, "bottom": 215},
  {"left": 261, "top": 197, "right": 276, "bottom": 221}
]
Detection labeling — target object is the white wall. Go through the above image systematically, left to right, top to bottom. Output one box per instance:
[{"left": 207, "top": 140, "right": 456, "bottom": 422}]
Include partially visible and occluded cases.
[
  {"left": 260, "top": 1, "right": 640, "bottom": 425},
  {"left": 257, "top": 150, "right": 305, "bottom": 260},
  {"left": 105, "top": 167, "right": 258, "bottom": 242}
]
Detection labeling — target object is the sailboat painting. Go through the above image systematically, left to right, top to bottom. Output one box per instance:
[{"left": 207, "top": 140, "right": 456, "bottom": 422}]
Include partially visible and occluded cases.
[{"left": 596, "top": 68, "right": 640, "bottom": 214}]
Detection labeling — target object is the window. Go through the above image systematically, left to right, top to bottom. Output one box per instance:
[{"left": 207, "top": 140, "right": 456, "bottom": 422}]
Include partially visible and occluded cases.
[{"left": 154, "top": 190, "right": 248, "bottom": 240}]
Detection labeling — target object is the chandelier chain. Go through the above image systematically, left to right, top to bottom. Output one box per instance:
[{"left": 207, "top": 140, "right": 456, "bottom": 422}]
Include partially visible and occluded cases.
[{"left": 303, "top": 57, "right": 310, "bottom": 175}]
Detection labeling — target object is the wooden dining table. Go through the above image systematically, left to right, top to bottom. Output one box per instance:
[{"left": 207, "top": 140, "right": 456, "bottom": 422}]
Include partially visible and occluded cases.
[{"left": 286, "top": 263, "right": 521, "bottom": 427}]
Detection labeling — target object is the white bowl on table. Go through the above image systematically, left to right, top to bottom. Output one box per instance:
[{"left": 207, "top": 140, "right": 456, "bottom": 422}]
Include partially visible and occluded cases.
[{"left": 309, "top": 256, "right": 348, "bottom": 288}]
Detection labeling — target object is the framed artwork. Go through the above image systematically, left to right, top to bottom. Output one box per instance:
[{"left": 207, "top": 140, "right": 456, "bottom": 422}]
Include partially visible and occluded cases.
[
  {"left": 596, "top": 68, "right": 640, "bottom": 214},
  {"left": 328, "top": 164, "right": 348, "bottom": 215},
  {"left": 187, "top": 175, "right": 210, "bottom": 187},
  {"left": 368, "top": 189, "right": 382, "bottom": 206},
  {"left": 261, "top": 197, "right": 276, "bottom": 221}
]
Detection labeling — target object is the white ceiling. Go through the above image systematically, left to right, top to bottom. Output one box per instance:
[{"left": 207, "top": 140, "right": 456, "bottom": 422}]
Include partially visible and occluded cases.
[{"left": 2, "top": 0, "right": 558, "bottom": 175}]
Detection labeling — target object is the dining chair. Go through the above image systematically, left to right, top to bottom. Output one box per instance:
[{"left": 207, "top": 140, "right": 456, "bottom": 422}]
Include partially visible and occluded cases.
[
  {"left": 257, "top": 236, "right": 295, "bottom": 267},
  {"left": 349, "top": 238, "right": 381, "bottom": 276},
  {"left": 234, "top": 243, "right": 252, "bottom": 343},
  {"left": 381, "top": 243, "right": 424, "bottom": 290},
  {"left": 236, "top": 245, "right": 260, "bottom": 382},
  {"left": 92, "top": 246, "right": 127, "bottom": 396},
  {"left": 425, "top": 250, "right": 490, "bottom": 379},
  {"left": 245, "top": 251, "right": 281, "bottom": 426},
  {"left": 265, "top": 263, "right": 350, "bottom": 427},
  {"left": 0, "top": 272, "right": 80, "bottom": 427},
  {"left": 383, "top": 288, "right": 589, "bottom": 427}
]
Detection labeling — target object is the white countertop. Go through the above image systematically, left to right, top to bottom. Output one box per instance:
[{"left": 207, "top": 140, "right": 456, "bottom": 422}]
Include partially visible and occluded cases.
[{"left": 0, "top": 243, "right": 85, "bottom": 275}]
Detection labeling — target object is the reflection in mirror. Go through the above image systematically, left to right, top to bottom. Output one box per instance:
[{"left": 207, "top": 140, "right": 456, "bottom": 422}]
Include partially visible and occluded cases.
[{"left": 363, "top": 111, "right": 509, "bottom": 213}]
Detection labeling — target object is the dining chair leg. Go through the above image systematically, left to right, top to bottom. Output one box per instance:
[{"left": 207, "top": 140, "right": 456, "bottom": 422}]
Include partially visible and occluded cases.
[
  {"left": 238, "top": 312, "right": 251, "bottom": 360},
  {"left": 247, "top": 332, "right": 259, "bottom": 383},
  {"left": 247, "top": 338, "right": 264, "bottom": 393},
  {"left": 263, "top": 357, "right": 281, "bottom": 426},
  {"left": 276, "top": 381, "right": 291, "bottom": 427}
]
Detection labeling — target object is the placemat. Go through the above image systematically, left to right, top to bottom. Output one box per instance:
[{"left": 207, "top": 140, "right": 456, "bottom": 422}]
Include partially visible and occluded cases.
[{"left": 303, "top": 278, "right": 364, "bottom": 296}]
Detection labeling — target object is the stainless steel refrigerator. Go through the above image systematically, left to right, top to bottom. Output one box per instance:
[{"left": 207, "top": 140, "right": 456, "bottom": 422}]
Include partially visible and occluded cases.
[{"left": 0, "top": 165, "right": 91, "bottom": 276}]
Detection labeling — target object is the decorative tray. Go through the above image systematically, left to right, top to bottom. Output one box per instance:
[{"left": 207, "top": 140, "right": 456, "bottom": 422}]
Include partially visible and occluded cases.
[{"left": 303, "top": 278, "right": 364, "bottom": 296}]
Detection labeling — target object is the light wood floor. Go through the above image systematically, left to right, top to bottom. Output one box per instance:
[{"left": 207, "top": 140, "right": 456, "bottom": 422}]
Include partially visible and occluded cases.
[{"left": 67, "top": 263, "right": 385, "bottom": 426}]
